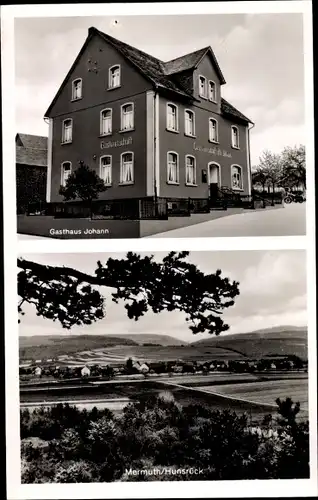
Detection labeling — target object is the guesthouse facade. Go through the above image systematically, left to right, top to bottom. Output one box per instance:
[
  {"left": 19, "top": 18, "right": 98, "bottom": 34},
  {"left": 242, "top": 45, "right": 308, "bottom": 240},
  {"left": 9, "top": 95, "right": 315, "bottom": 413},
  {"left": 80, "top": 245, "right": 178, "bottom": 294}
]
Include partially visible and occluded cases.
[{"left": 45, "top": 27, "right": 253, "bottom": 206}]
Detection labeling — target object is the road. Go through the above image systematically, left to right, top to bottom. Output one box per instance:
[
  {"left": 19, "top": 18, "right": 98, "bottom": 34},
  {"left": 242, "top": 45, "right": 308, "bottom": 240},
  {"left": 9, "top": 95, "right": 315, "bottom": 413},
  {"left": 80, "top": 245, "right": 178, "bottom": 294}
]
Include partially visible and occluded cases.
[
  {"left": 17, "top": 203, "right": 306, "bottom": 240},
  {"left": 147, "top": 203, "right": 306, "bottom": 238}
]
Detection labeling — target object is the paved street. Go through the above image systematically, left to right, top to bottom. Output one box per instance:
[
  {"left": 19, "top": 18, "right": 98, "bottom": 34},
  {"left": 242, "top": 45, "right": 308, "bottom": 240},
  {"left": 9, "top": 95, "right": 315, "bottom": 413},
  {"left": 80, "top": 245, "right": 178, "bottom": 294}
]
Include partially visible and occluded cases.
[
  {"left": 17, "top": 203, "right": 306, "bottom": 240},
  {"left": 147, "top": 203, "right": 306, "bottom": 238}
]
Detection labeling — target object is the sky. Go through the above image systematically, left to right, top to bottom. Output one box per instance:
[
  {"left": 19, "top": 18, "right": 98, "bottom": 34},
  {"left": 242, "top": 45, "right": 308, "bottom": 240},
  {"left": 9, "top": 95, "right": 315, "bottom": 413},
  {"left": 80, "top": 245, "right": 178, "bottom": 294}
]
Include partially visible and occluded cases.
[
  {"left": 15, "top": 12, "right": 305, "bottom": 166},
  {"left": 18, "top": 249, "right": 307, "bottom": 342}
]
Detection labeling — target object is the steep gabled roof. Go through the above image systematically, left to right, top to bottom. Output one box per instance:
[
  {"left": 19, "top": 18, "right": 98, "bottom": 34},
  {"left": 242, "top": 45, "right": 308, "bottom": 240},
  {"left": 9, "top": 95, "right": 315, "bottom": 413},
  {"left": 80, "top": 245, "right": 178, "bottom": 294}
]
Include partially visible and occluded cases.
[
  {"left": 163, "top": 46, "right": 226, "bottom": 85},
  {"left": 221, "top": 98, "right": 253, "bottom": 125},
  {"left": 16, "top": 133, "right": 48, "bottom": 150}
]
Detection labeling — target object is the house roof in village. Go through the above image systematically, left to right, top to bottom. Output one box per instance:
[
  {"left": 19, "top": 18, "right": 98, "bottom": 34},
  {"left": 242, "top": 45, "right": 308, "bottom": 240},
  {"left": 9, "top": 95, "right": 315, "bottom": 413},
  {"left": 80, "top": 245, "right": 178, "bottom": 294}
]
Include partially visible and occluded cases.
[
  {"left": 45, "top": 27, "right": 251, "bottom": 124},
  {"left": 221, "top": 98, "right": 253, "bottom": 125},
  {"left": 16, "top": 133, "right": 48, "bottom": 150}
]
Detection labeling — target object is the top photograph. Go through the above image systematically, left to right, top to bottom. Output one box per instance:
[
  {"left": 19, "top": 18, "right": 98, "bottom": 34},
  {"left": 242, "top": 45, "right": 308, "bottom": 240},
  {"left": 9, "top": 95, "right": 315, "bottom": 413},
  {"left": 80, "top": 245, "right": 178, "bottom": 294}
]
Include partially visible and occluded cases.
[{"left": 15, "top": 12, "right": 309, "bottom": 239}]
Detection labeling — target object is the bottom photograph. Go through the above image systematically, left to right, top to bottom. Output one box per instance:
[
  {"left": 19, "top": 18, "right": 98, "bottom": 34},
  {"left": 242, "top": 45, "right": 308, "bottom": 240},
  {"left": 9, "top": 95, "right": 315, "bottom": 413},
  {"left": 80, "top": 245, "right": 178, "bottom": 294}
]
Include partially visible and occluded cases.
[{"left": 17, "top": 249, "right": 309, "bottom": 483}]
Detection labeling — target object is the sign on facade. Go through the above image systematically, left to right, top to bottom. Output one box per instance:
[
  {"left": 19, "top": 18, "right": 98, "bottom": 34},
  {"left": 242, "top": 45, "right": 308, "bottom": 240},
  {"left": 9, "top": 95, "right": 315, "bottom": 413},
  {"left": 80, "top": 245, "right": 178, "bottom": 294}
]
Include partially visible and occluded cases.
[
  {"left": 101, "top": 137, "right": 133, "bottom": 149},
  {"left": 193, "top": 143, "right": 232, "bottom": 158}
]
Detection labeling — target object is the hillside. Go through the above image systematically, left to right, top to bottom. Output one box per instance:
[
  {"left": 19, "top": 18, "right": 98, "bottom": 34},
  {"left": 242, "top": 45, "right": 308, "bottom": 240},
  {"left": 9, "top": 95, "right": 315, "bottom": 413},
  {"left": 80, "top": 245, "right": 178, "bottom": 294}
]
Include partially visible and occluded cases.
[
  {"left": 191, "top": 326, "right": 308, "bottom": 360},
  {"left": 19, "top": 333, "right": 186, "bottom": 361}
]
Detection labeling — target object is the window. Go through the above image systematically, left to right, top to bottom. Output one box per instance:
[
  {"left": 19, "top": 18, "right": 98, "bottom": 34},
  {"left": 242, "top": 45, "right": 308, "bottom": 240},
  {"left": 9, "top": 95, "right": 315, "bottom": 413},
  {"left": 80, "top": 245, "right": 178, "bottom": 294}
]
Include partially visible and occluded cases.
[
  {"left": 109, "top": 65, "right": 120, "bottom": 88},
  {"left": 199, "top": 76, "right": 207, "bottom": 98},
  {"left": 72, "top": 79, "right": 82, "bottom": 100},
  {"left": 208, "top": 80, "right": 216, "bottom": 102},
  {"left": 121, "top": 103, "right": 134, "bottom": 131},
  {"left": 166, "top": 103, "right": 178, "bottom": 132},
  {"left": 100, "top": 109, "right": 112, "bottom": 136},
  {"left": 185, "top": 110, "right": 195, "bottom": 137},
  {"left": 209, "top": 118, "right": 218, "bottom": 143},
  {"left": 62, "top": 119, "right": 72, "bottom": 143},
  {"left": 231, "top": 126, "right": 240, "bottom": 148},
  {"left": 120, "top": 152, "right": 134, "bottom": 184},
  {"left": 167, "top": 152, "right": 179, "bottom": 184},
  {"left": 185, "top": 155, "right": 196, "bottom": 185},
  {"left": 100, "top": 156, "right": 112, "bottom": 185},
  {"left": 61, "top": 162, "right": 72, "bottom": 186},
  {"left": 231, "top": 165, "right": 243, "bottom": 190}
]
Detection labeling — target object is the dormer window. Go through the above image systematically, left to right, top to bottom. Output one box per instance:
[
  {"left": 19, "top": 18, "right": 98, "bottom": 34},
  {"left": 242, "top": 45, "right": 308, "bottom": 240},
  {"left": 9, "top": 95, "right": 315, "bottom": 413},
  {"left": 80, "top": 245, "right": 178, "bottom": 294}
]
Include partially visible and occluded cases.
[
  {"left": 109, "top": 65, "right": 120, "bottom": 89},
  {"left": 199, "top": 76, "right": 207, "bottom": 99},
  {"left": 72, "top": 79, "right": 82, "bottom": 100},
  {"left": 208, "top": 80, "right": 217, "bottom": 102},
  {"left": 231, "top": 126, "right": 240, "bottom": 148}
]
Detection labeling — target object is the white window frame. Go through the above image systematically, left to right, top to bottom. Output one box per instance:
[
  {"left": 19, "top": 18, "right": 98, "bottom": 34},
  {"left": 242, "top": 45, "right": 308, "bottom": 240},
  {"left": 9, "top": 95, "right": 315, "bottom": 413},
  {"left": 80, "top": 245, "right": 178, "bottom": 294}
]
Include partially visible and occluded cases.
[
  {"left": 108, "top": 64, "right": 121, "bottom": 89},
  {"left": 199, "top": 75, "right": 208, "bottom": 99},
  {"left": 71, "top": 78, "right": 82, "bottom": 101},
  {"left": 208, "top": 80, "right": 217, "bottom": 103},
  {"left": 120, "top": 102, "right": 134, "bottom": 132},
  {"left": 166, "top": 103, "right": 179, "bottom": 133},
  {"left": 100, "top": 108, "right": 112, "bottom": 136},
  {"left": 184, "top": 109, "right": 196, "bottom": 137},
  {"left": 61, "top": 118, "right": 73, "bottom": 144},
  {"left": 209, "top": 118, "right": 219, "bottom": 143},
  {"left": 231, "top": 125, "right": 240, "bottom": 149},
  {"left": 120, "top": 151, "right": 134, "bottom": 185},
  {"left": 167, "top": 151, "right": 179, "bottom": 184},
  {"left": 100, "top": 155, "right": 112, "bottom": 186},
  {"left": 185, "top": 155, "right": 197, "bottom": 186},
  {"left": 61, "top": 161, "right": 72, "bottom": 187},
  {"left": 231, "top": 164, "right": 243, "bottom": 191}
]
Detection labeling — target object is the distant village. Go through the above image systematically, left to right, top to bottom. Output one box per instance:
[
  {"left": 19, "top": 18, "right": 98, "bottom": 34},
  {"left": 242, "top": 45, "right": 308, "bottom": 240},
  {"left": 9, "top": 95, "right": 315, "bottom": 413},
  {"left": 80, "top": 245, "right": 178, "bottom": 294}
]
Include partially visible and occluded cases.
[{"left": 20, "top": 354, "right": 307, "bottom": 382}]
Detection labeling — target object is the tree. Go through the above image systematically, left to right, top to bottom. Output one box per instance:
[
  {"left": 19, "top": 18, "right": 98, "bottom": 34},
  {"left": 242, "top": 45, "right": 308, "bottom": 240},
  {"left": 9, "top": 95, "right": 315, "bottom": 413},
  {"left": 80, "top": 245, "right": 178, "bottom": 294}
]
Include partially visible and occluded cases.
[
  {"left": 280, "top": 145, "right": 306, "bottom": 190},
  {"left": 254, "top": 150, "right": 284, "bottom": 205},
  {"left": 59, "top": 161, "right": 107, "bottom": 217},
  {"left": 252, "top": 166, "right": 268, "bottom": 192},
  {"left": 18, "top": 251, "right": 240, "bottom": 335}
]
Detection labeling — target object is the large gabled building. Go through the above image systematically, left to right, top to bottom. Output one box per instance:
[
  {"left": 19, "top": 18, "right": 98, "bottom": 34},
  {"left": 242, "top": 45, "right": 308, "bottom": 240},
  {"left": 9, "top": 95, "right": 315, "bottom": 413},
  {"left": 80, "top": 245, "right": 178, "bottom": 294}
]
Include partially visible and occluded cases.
[{"left": 45, "top": 27, "right": 253, "bottom": 205}]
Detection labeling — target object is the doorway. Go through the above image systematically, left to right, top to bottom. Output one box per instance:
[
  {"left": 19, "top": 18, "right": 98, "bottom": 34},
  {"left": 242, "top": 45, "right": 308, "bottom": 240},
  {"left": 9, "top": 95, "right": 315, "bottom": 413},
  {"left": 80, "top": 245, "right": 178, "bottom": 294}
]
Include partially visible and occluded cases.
[{"left": 208, "top": 162, "right": 221, "bottom": 200}]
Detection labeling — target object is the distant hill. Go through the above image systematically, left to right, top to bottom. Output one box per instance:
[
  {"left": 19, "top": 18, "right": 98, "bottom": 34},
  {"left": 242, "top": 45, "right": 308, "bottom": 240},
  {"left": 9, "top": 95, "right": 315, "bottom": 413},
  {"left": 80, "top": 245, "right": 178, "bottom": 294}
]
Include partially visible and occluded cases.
[
  {"left": 191, "top": 326, "right": 308, "bottom": 360},
  {"left": 19, "top": 333, "right": 186, "bottom": 361}
]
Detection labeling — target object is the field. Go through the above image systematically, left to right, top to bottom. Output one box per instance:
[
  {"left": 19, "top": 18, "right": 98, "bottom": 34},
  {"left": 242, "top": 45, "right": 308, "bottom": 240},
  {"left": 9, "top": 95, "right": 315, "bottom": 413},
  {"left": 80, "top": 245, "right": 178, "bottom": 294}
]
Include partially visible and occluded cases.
[{"left": 20, "top": 372, "right": 308, "bottom": 422}]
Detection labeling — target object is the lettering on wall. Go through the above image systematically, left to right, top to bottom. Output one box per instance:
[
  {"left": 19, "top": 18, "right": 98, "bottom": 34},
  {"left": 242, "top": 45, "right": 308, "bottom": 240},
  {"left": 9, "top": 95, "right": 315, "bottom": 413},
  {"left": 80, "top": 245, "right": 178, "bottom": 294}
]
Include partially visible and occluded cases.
[
  {"left": 101, "top": 137, "right": 133, "bottom": 149},
  {"left": 193, "top": 143, "right": 232, "bottom": 158}
]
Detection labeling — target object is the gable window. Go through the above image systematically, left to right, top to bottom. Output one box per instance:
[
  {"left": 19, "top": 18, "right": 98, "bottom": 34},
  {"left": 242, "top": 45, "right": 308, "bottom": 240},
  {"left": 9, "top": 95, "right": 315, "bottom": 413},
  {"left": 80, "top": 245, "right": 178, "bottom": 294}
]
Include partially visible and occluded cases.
[
  {"left": 109, "top": 65, "right": 120, "bottom": 88},
  {"left": 199, "top": 76, "right": 207, "bottom": 98},
  {"left": 72, "top": 79, "right": 82, "bottom": 100},
  {"left": 208, "top": 80, "right": 216, "bottom": 102},
  {"left": 121, "top": 103, "right": 134, "bottom": 131},
  {"left": 166, "top": 103, "right": 178, "bottom": 132},
  {"left": 100, "top": 109, "right": 112, "bottom": 136},
  {"left": 185, "top": 109, "right": 195, "bottom": 137},
  {"left": 62, "top": 118, "right": 72, "bottom": 144},
  {"left": 209, "top": 118, "right": 218, "bottom": 143},
  {"left": 231, "top": 126, "right": 240, "bottom": 148},
  {"left": 120, "top": 152, "right": 134, "bottom": 184},
  {"left": 167, "top": 152, "right": 179, "bottom": 184},
  {"left": 100, "top": 155, "right": 112, "bottom": 185},
  {"left": 185, "top": 155, "right": 196, "bottom": 185},
  {"left": 61, "top": 162, "right": 72, "bottom": 186},
  {"left": 231, "top": 165, "right": 243, "bottom": 190}
]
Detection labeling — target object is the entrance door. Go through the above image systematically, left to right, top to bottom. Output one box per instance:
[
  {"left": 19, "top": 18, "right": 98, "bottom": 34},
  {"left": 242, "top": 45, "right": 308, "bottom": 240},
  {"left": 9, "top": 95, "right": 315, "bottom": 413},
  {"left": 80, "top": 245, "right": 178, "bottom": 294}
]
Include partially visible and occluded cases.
[{"left": 208, "top": 163, "right": 221, "bottom": 201}]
